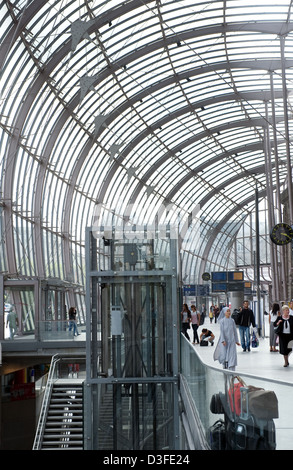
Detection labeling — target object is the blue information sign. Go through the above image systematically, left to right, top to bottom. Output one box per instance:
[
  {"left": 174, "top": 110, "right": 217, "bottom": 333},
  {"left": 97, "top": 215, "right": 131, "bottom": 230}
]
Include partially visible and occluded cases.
[{"left": 183, "top": 284, "right": 210, "bottom": 296}]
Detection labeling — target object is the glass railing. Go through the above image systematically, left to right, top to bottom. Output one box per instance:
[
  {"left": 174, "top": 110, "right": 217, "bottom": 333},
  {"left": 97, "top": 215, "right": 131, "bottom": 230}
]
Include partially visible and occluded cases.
[
  {"left": 4, "top": 321, "right": 85, "bottom": 341},
  {"left": 38, "top": 321, "right": 84, "bottom": 341},
  {"left": 180, "top": 334, "right": 293, "bottom": 450}
]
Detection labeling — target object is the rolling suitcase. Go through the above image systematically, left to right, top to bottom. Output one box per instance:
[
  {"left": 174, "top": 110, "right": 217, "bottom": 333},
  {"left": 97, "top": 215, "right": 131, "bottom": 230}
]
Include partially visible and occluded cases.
[{"left": 227, "top": 386, "right": 277, "bottom": 450}]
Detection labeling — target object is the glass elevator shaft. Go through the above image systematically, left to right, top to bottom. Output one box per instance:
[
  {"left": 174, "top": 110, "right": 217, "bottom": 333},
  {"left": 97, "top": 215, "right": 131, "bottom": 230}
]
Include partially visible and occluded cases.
[{"left": 84, "top": 227, "right": 180, "bottom": 450}]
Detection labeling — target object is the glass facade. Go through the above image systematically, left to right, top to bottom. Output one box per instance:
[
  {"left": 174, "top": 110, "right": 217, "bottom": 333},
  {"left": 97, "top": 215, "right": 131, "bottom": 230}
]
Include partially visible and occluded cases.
[
  {"left": 1, "top": 0, "right": 293, "bottom": 306},
  {"left": 2, "top": 0, "right": 293, "bottom": 451}
]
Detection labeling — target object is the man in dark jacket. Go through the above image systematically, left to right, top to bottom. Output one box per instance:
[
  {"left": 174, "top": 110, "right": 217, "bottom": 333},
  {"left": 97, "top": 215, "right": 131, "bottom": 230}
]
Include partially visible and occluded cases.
[{"left": 238, "top": 300, "right": 256, "bottom": 352}]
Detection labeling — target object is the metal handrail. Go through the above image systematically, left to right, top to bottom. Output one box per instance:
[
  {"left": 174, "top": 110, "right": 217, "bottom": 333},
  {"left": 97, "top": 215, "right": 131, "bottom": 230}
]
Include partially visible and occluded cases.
[{"left": 32, "top": 354, "right": 60, "bottom": 450}]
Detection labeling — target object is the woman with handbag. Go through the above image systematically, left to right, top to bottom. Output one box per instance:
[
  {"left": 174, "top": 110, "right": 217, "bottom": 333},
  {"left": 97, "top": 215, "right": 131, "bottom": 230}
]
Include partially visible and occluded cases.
[
  {"left": 269, "top": 302, "right": 280, "bottom": 352},
  {"left": 181, "top": 303, "right": 191, "bottom": 340},
  {"left": 274, "top": 304, "right": 293, "bottom": 367},
  {"left": 190, "top": 305, "right": 200, "bottom": 344}
]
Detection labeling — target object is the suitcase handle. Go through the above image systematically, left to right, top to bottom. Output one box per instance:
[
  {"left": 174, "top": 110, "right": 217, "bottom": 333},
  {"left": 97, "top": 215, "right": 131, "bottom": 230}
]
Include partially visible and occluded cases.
[{"left": 240, "top": 387, "right": 250, "bottom": 418}]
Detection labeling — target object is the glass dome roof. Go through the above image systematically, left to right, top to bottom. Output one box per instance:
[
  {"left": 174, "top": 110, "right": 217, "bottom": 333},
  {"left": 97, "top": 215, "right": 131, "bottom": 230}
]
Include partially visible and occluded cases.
[{"left": 1, "top": 0, "right": 293, "bottom": 298}]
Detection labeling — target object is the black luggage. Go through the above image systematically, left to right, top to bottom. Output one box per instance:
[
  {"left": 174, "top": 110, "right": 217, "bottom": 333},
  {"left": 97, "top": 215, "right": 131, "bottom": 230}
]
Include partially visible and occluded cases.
[
  {"left": 232, "top": 308, "right": 241, "bottom": 325},
  {"left": 209, "top": 380, "right": 277, "bottom": 450},
  {"left": 226, "top": 386, "right": 277, "bottom": 450},
  {"left": 210, "top": 392, "right": 225, "bottom": 414},
  {"left": 226, "top": 411, "right": 276, "bottom": 450},
  {"left": 208, "top": 419, "right": 226, "bottom": 450}
]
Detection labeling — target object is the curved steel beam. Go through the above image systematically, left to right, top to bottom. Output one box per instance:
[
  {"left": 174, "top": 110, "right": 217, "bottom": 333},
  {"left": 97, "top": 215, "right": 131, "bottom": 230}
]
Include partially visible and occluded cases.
[
  {"left": 2, "top": 10, "right": 292, "bottom": 280},
  {"left": 197, "top": 186, "right": 269, "bottom": 279}
]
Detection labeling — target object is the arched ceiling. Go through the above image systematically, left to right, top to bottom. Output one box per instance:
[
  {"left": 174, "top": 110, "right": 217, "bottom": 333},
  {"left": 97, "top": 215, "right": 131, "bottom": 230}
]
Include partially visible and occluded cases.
[{"left": 1, "top": 0, "right": 293, "bottom": 287}]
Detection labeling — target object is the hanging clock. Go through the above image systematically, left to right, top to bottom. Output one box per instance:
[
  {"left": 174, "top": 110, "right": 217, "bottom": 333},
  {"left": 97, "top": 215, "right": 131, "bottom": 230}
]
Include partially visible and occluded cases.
[
  {"left": 270, "top": 223, "right": 293, "bottom": 246},
  {"left": 202, "top": 272, "right": 210, "bottom": 281}
]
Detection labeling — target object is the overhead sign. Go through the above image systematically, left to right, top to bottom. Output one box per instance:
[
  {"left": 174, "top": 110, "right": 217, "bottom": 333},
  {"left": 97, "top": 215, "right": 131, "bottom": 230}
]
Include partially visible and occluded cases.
[
  {"left": 211, "top": 271, "right": 245, "bottom": 293},
  {"left": 211, "top": 271, "right": 244, "bottom": 282},
  {"left": 183, "top": 284, "right": 210, "bottom": 296}
]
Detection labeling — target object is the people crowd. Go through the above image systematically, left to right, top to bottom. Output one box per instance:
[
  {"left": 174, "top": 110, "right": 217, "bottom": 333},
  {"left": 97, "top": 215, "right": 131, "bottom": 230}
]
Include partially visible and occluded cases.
[{"left": 181, "top": 299, "right": 293, "bottom": 369}]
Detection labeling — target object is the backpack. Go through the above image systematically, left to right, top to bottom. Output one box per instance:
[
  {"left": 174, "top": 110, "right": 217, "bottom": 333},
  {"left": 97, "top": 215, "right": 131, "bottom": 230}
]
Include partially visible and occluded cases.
[{"left": 232, "top": 308, "right": 241, "bottom": 325}]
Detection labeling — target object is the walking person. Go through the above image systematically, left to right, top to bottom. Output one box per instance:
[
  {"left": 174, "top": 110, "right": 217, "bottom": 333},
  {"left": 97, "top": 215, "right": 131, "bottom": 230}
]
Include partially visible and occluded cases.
[
  {"left": 238, "top": 300, "right": 256, "bottom": 352},
  {"left": 269, "top": 302, "right": 280, "bottom": 352},
  {"left": 181, "top": 303, "right": 191, "bottom": 340},
  {"left": 200, "top": 303, "right": 206, "bottom": 325},
  {"left": 214, "top": 304, "right": 220, "bottom": 323},
  {"left": 274, "top": 304, "right": 293, "bottom": 367},
  {"left": 190, "top": 305, "right": 200, "bottom": 344},
  {"left": 209, "top": 305, "right": 214, "bottom": 323},
  {"left": 217, "top": 305, "right": 228, "bottom": 322},
  {"left": 68, "top": 306, "right": 80, "bottom": 336},
  {"left": 6, "top": 307, "right": 19, "bottom": 339},
  {"left": 213, "top": 308, "right": 240, "bottom": 370}
]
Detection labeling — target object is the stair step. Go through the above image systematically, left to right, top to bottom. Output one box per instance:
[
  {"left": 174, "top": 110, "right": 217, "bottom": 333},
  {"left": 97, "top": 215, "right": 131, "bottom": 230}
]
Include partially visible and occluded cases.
[
  {"left": 53, "top": 385, "right": 83, "bottom": 389},
  {"left": 52, "top": 393, "right": 82, "bottom": 396},
  {"left": 51, "top": 396, "right": 82, "bottom": 400},
  {"left": 50, "top": 400, "right": 82, "bottom": 404},
  {"left": 49, "top": 404, "right": 82, "bottom": 408},
  {"left": 48, "top": 407, "right": 82, "bottom": 412},
  {"left": 47, "top": 412, "right": 82, "bottom": 415},
  {"left": 47, "top": 414, "right": 83, "bottom": 419},
  {"left": 46, "top": 415, "right": 82, "bottom": 419},
  {"left": 45, "top": 422, "right": 83, "bottom": 426},
  {"left": 45, "top": 423, "right": 83, "bottom": 433},
  {"left": 44, "top": 428, "right": 83, "bottom": 437},
  {"left": 43, "top": 434, "right": 83, "bottom": 439},
  {"left": 44, "top": 435, "right": 83, "bottom": 439},
  {"left": 43, "top": 440, "right": 83, "bottom": 449},
  {"left": 42, "top": 446, "right": 83, "bottom": 450},
  {"left": 43, "top": 446, "right": 84, "bottom": 449}
]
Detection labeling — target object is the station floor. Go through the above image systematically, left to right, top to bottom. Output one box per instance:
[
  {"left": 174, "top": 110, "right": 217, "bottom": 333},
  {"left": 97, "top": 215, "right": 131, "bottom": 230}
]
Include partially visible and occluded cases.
[
  {"left": 187, "top": 315, "right": 293, "bottom": 451},
  {"left": 189, "top": 315, "right": 293, "bottom": 384}
]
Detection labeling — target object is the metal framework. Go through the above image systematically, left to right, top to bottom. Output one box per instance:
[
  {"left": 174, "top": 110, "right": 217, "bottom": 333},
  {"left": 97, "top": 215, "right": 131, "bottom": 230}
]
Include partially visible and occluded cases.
[
  {"left": 1, "top": 0, "right": 293, "bottom": 304},
  {"left": 84, "top": 226, "right": 180, "bottom": 449}
]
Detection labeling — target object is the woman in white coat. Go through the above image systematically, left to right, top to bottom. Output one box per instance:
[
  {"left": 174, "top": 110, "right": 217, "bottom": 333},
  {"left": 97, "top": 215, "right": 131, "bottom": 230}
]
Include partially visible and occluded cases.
[{"left": 213, "top": 308, "right": 240, "bottom": 371}]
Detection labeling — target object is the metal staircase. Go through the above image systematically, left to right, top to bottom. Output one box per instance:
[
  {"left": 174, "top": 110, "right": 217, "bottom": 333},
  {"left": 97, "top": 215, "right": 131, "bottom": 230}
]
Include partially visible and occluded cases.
[
  {"left": 33, "top": 355, "right": 85, "bottom": 450},
  {"left": 41, "top": 382, "right": 84, "bottom": 450}
]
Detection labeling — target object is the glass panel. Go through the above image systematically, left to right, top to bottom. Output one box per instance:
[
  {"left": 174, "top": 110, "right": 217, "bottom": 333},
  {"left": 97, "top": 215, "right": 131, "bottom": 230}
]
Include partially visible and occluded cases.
[
  {"left": 94, "top": 231, "right": 176, "bottom": 272},
  {"left": 99, "top": 278, "right": 173, "bottom": 379},
  {"left": 4, "top": 285, "right": 35, "bottom": 340},
  {"left": 39, "top": 320, "right": 76, "bottom": 341},
  {"left": 181, "top": 336, "right": 293, "bottom": 450},
  {"left": 94, "top": 382, "right": 174, "bottom": 450}
]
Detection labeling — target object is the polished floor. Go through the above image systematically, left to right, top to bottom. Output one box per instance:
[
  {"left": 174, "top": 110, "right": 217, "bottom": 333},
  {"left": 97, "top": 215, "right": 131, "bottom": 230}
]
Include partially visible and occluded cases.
[{"left": 190, "top": 315, "right": 293, "bottom": 383}]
